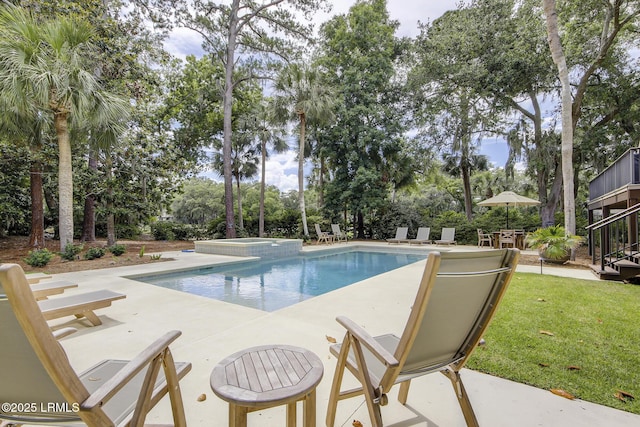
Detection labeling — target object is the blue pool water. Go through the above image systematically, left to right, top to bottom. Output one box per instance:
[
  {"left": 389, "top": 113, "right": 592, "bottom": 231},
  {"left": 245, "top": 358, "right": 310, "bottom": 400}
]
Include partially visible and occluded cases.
[{"left": 135, "top": 250, "right": 427, "bottom": 311}]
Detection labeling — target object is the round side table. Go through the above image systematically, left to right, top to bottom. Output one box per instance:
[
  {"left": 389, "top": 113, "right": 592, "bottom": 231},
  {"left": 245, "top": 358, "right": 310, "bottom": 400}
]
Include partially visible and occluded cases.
[{"left": 211, "top": 344, "right": 324, "bottom": 427}]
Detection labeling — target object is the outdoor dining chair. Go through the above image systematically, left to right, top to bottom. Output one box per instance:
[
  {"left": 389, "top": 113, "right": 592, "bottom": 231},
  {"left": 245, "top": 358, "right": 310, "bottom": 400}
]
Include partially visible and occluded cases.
[
  {"left": 477, "top": 228, "right": 493, "bottom": 247},
  {"left": 499, "top": 229, "right": 517, "bottom": 248}
]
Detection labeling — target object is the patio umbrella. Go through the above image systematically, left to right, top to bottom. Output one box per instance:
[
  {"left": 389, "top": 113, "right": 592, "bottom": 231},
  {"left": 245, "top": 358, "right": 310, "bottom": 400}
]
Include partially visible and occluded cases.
[{"left": 477, "top": 191, "right": 540, "bottom": 228}]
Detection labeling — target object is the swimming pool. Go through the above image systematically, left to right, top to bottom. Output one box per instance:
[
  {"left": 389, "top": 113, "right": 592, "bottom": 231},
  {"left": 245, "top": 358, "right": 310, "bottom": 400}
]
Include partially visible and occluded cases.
[{"left": 134, "top": 250, "right": 427, "bottom": 311}]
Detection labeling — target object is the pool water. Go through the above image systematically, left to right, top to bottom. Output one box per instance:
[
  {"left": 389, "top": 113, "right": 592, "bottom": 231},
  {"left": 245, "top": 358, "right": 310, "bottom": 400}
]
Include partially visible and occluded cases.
[{"left": 135, "top": 250, "right": 427, "bottom": 311}]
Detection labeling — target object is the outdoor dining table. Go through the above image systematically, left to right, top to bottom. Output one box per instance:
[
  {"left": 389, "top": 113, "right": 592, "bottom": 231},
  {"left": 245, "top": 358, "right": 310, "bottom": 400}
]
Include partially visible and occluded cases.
[{"left": 492, "top": 230, "right": 526, "bottom": 250}]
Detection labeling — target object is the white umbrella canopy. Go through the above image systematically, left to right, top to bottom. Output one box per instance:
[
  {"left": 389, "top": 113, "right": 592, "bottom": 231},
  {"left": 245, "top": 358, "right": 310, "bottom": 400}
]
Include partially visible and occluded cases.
[{"left": 477, "top": 191, "right": 540, "bottom": 228}]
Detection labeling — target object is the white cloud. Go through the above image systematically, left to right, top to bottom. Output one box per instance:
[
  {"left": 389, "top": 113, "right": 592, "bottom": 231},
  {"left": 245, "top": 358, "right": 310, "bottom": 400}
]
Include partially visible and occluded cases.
[
  {"left": 387, "top": 2, "right": 456, "bottom": 37},
  {"left": 164, "top": 27, "right": 205, "bottom": 62},
  {"left": 198, "top": 150, "right": 307, "bottom": 193},
  {"left": 264, "top": 151, "right": 301, "bottom": 192}
]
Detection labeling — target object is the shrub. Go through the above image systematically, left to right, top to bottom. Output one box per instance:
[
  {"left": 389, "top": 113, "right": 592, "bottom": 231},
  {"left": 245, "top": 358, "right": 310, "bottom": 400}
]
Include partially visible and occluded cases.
[
  {"left": 150, "top": 221, "right": 175, "bottom": 240},
  {"left": 151, "top": 221, "right": 201, "bottom": 241},
  {"left": 115, "top": 223, "right": 141, "bottom": 240},
  {"left": 171, "top": 223, "right": 191, "bottom": 240},
  {"left": 526, "top": 225, "right": 584, "bottom": 261},
  {"left": 60, "top": 243, "right": 83, "bottom": 261},
  {"left": 108, "top": 244, "right": 126, "bottom": 256},
  {"left": 84, "top": 247, "right": 106, "bottom": 260},
  {"left": 24, "top": 249, "right": 53, "bottom": 267}
]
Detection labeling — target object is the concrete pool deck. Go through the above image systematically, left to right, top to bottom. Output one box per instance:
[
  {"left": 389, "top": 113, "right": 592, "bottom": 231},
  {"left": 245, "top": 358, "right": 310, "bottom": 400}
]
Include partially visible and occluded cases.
[{"left": 36, "top": 243, "right": 639, "bottom": 426}]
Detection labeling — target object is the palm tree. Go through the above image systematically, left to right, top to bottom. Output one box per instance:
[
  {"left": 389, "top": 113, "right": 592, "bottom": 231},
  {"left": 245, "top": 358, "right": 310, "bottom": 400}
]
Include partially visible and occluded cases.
[
  {"left": 0, "top": 5, "right": 128, "bottom": 250},
  {"left": 273, "top": 64, "right": 335, "bottom": 237},
  {"left": 254, "top": 101, "right": 287, "bottom": 237},
  {"left": 213, "top": 127, "right": 260, "bottom": 231}
]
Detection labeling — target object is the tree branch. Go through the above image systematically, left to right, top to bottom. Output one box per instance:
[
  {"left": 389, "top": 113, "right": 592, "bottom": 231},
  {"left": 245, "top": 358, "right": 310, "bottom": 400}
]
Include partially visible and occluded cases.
[{"left": 236, "top": 0, "right": 286, "bottom": 33}]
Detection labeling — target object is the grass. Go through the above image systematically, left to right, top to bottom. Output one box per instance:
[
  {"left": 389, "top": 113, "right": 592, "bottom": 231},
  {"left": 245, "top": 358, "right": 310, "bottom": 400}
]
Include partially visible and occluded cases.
[{"left": 467, "top": 272, "right": 640, "bottom": 414}]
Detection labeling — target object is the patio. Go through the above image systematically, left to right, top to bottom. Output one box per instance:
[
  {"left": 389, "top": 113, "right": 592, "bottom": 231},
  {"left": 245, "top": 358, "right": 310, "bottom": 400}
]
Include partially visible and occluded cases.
[{"left": 41, "top": 243, "right": 640, "bottom": 426}]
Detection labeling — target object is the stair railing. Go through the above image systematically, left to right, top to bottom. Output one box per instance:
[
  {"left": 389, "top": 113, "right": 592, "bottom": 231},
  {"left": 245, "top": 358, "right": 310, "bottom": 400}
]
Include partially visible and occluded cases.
[{"left": 586, "top": 203, "right": 640, "bottom": 272}]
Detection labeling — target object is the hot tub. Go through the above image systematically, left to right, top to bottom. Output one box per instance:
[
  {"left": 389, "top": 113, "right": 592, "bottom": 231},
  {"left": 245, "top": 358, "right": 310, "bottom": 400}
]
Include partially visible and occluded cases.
[{"left": 194, "top": 238, "right": 302, "bottom": 258}]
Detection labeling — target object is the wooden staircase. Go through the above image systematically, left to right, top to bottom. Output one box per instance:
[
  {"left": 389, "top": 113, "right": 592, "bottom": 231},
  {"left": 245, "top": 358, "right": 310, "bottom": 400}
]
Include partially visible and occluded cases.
[{"left": 587, "top": 203, "right": 640, "bottom": 281}]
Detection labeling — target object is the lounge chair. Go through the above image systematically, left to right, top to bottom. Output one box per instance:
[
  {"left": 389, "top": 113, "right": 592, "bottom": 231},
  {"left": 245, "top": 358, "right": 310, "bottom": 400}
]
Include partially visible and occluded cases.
[
  {"left": 315, "top": 223, "right": 333, "bottom": 244},
  {"left": 331, "top": 224, "right": 348, "bottom": 243},
  {"left": 386, "top": 227, "right": 409, "bottom": 244},
  {"left": 409, "top": 227, "right": 431, "bottom": 245},
  {"left": 435, "top": 227, "right": 457, "bottom": 245},
  {"left": 477, "top": 228, "right": 493, "bottom": 247},
  {"left": 325, "top": 249, "right": 520, "bottom": 427},
  {"left": 0, "top": 263, "right": 191, "bottom": 426},
  {"left": 26, "top": 272, "right": 53, "bottom": 284},
  {"left": 31, "top": 279, "right": 78, "bottom": 301},
  {"left": 38, "top": 289, "right": 126, "bottom": 326}
]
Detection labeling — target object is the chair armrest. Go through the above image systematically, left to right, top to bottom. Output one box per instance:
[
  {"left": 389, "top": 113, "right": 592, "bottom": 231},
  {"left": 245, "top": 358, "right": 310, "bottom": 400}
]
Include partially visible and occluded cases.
[
  {"left": 336, "top": 316, "right": 399, "bottom": 367},
  {"left": 52, "top": 327, "right": 77, "bottom": 339},
  {"left": 81, "top": 330, "right": 183, "bottom": 409}
]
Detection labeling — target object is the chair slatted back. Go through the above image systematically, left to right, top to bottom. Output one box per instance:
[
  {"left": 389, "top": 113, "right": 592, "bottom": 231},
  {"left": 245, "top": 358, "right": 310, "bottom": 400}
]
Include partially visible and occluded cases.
[
  {"left": 395, "top": 227, "right": 408, "bottom": 239},
  {"left": 416, "top": 227, "right": 430, "bottom": 241},
  {"left": 441, "top": 228, "right": 455, "bottom": 241}
]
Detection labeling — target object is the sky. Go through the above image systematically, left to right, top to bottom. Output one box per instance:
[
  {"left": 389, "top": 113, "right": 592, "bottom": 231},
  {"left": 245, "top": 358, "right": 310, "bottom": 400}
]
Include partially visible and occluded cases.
[{"left": 164, "top": 0, "right": 511, "bottom": 191}]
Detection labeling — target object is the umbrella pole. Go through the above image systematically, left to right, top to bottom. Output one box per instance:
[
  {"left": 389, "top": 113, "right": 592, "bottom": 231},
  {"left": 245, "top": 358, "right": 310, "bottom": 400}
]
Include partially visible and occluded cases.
[{"left": 506, "top": 205, "right": 509, "bottom": 229}]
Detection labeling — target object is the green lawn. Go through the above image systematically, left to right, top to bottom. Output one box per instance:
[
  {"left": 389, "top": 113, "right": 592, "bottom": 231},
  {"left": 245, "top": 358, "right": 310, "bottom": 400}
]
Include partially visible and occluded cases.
[{"left": 467, "top": 272, "right": 640, "bottom": 414}]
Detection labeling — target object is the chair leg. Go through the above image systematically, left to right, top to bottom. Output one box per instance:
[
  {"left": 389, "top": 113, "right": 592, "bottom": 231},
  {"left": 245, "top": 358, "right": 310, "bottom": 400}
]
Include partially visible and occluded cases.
[
  {"left": 326, "top": 336, "right": 351, "bottom": 427},
  {"left": 350, "top": 337, "right": 384, "bottom": 427},
  {"left": 162, "top": 348, "right": 188, "bottom": 427},
  {"left": 130, "top": 354, "right": 163, "bottom": 427},
  {"left": 442, "top": 369, "right": 479, "bottom": 427},
  {"left": 398, "top": 380, "right": 411, "bottom": 405}
]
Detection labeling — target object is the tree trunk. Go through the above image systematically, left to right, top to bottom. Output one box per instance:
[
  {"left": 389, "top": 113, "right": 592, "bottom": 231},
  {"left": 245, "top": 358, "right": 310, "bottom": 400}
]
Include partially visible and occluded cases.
[
  {"left": 222, "top": 0, "right": 240, "bottom": 239},
  {"left": 543, "top": 0, "right": 576, "bottom": 259},
  {"left": 513, "top": 90, "right": 556, "bottom": 228},
  {"left": 529, "top": 91, "right": 555, "bottom": 227},
  {"left": 459, "top": 94, "right": 473, "bottom": 221},
  {"left": 54, "top": 111, "right": 74, "bottom": 251},
  {"left": 298, "top": 113, "right": 309, "bottom": 237},
  {"left": 259, "top": 140, "right": 266, "bottom": 237},
  {"left": 81, "top": 149, "right": 98, "bottom": 242},
  {"left": 105, "top": 155, "right": 116, "bottom": 246},
  {"left": 318, "top": 155, "right": 325, "bottom": 208},
  {"left": 28, "top": 161, "right": 45, "bottom": 248},
  {"left": 461, "top": 162, "right": 473, "bottom": 221},
  {"left": 541, "top": 162, "right": 563, "bottom": 227},
  {"left": 236, "top": 174, "right": 244, "bottom": 230},
  {"left": 44, "top": 186, "right": 57, "bottom": 220},
  {"left": 106, "top": 209, "right": 115, "bottom": 246},
  {"left": 356, "top": 210, "right": 365, "bottom": 239}
]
